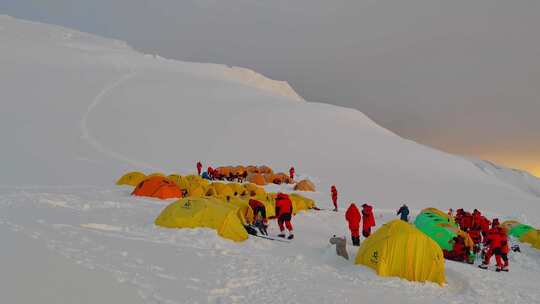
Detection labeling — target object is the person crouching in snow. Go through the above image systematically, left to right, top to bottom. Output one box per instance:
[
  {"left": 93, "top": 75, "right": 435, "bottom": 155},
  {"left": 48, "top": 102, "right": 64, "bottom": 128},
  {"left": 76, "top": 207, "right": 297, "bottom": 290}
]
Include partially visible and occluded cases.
[
  {"left": 331, "top": 185, "right": 338, "bottom": 212},
  {"left": 275, "top": 193, "right": 294, "bottom": 239},
  {"left": 249, "top": 198, "right": 268, "bottom": 235},
  {"left": 345, "top": 203, "right": 361, "bottom": 246},
  {"left": 361, "top": 204, "right": 376, "bottom": 237},
  {"left": 479, "top": 219, "right": 509, "bottom": 272}
]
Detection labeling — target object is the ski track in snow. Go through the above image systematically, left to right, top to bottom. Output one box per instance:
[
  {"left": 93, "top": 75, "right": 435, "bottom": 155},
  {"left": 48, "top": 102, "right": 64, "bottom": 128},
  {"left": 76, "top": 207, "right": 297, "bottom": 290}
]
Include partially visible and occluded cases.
[
  {"left": 80, "top": 66, "right": 164, "bottom": 172},
  {"left": 1, "top": 189, "right": 539, "bottom": 304}
]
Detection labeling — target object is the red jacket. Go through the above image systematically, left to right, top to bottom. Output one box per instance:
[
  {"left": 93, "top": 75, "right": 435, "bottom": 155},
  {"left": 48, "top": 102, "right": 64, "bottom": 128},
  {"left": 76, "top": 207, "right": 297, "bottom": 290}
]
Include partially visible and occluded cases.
[
  {"left": 197, "top": 162, "right": 202, "bottom": 170},
  {"left": 289, "top": 167, "right": 295, "bottom": 177},
  {"left": 331, "top": 186, "right": 338, "bottom": 199},
  {"left": 275, "top": 193, "right": 293, "bottom": 217},
  {"left": 249, "top": 199, "right": 265, "bottom": 210},
  {"left": 345, "top": 204, "right": 361, "bottom": 230},
  {"left": 362, "top": 204, "right": 376, "bottom": 230},
  {"left": 460, "top": 213, "right": 473, "bottom": 231},
  {"left": 480, "top": 217, "right": 490, "bottom": 234},
  {"left": 485, "top": 227, "right": 503, "bottom": 250},
  {"left": 497, "top": 227, "right": 509, "bottom": 254}
]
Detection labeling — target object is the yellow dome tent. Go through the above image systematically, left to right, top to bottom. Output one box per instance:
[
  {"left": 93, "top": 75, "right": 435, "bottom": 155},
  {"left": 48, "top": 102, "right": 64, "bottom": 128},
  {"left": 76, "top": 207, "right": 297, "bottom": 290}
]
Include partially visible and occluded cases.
[
  {"left": 116, "top": 171, "right": 146, "bottom": 186},
  {"left": 148, "top": 172, "right": 166, "bottom": 178},
  {"left": 167, "top": 174, "right": 182, "bottom": 185},
  {"left": 211, "top": 182, "right": 234, "bottom": 198},
  {"left": 228, "top": 183, "right": 246, "bottom": 196},
  {"left": 243, "top": 183, "right": 266, "bottom": 197},
  {"left": 187, "top": 186, "right": 205, "bottom": 198},
  {"left": 252, "top": 193, "right": 277, "bottom": 218},
  {"left": 289, "top": 193, "right": 315, "bottom": 213},
  {"left": 220, "top": 196, "right": 254, "bottom": 224},
  {"left": 155, "top": 197, "right": 248, "bottom": 242},
  {"left": 355, "top": 220, "right": 445, "bottom": 286},
  {"left": 521, "top": 229, "right": 540, "bottom": 250}
]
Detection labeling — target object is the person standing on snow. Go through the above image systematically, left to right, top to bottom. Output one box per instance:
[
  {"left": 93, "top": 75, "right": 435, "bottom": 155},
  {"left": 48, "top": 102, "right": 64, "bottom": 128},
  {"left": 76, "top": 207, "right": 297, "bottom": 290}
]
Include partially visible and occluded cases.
[
  {"left": 196, "top": 161, "right": 203, "bottom": 176},
  {"left": 289, "top": 166, "right": 295, "bottom": 181},
  {"left": 331, "top": 185, "right": 338, "bottom": 212},
  {"left": 275, "top": 193, "right": 294, "bottom": 239},
  {"left": 345, "top": 203, "right": 361, "bottom": 246},
  {"left": 361, "top": 204, "right": 376, "bottom": 237},
  {"left": 397, "top": 204, "right": 410, "bottom": 222}
]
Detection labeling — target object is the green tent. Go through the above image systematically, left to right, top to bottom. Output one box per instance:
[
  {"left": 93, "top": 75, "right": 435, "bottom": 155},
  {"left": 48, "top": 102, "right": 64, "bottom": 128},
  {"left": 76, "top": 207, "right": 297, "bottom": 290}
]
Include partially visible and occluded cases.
[
  {"left": 414, "top": 212, "right": 456, "bottom": 251},
  {"left": 509, "top": 224, "right": 535, "bottom": 239}
]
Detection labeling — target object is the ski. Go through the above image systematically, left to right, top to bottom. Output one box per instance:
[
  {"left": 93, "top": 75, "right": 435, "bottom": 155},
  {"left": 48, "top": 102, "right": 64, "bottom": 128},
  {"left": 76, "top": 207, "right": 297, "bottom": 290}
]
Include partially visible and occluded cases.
[{"left": 251, "top": 234, "right": 291, "bottom": 243}]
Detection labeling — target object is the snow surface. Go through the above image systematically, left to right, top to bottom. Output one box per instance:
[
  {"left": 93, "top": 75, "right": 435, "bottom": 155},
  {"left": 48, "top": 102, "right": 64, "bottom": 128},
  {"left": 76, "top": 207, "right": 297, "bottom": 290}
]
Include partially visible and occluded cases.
[
  {"left": 1, "top": 15, "right": 540, "bottom": 303},
  {"left": 470, "top": 158, "right": 540, "bottom": 199}
]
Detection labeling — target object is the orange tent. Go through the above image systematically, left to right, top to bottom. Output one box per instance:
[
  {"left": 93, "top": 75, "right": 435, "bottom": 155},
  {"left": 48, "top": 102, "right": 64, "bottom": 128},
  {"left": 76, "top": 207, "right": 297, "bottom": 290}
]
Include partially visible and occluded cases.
[
  {"left": 258, "top": 165, "right": 274, "bottom": 174},
  {"left": 248, "top": 173, "right": 267, "bottom": 186},
  {"left": 132, "top": 176, "right": 182, "bottom": 200}
]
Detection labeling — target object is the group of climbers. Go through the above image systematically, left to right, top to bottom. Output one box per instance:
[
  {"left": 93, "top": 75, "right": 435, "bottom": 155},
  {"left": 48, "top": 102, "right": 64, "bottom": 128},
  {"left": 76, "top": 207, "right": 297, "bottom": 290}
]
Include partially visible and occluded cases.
[
  {"left": 205, "top": 166, "right": 248, "bottom": 182},
  {"left": 243, "top": 193, "right": 295, "bottom": 239},
  {"left": 345, "top": 203, "right": 376, "bottom": 246},
  {"left": 451, "top": 208, "right": 510, "bottom": 272},
  {"left": 455, "top": 208, "right": 491, "bottom": 256}
]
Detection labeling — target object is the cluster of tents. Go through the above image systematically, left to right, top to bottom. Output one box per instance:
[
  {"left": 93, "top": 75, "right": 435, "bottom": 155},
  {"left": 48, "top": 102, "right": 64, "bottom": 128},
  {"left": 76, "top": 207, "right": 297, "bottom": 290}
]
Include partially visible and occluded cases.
[
  {"left": 208, "top": 164, "right": 316, "bottom": 191},
  {"left": 209, "top": 165, "right": 293, "bottom": 185},
  {"left": 116, "top": 171, "right": 316, "bottom": 242},
  {"left": 354, "top": 207, "right": 540, "bottom": 286}
]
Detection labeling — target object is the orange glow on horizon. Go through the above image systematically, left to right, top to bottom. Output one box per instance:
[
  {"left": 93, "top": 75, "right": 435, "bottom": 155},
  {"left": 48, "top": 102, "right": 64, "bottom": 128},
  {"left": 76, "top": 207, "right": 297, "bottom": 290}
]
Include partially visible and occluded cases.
[{"left": 489, "top": 159, "right": 540, "bottom": 178}]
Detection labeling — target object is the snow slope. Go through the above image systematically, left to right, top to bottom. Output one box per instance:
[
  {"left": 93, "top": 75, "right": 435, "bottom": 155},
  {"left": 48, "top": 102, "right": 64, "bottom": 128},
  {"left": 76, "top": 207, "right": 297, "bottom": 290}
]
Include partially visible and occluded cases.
[
  {"left": 1, "top": 15, "right": 540, "bottom": 304},
  {"left": 471, "top": 158, "right": 540, "bottom": 199}
]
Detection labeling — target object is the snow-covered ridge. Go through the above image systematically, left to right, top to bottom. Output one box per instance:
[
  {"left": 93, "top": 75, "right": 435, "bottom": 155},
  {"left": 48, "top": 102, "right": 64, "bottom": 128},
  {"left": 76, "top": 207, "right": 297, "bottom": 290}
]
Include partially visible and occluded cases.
[
  {"left": 0, "top": 15, "right": 304, "bottom": 102},
  {"left": 470, "top": 159, "right": 540, "bottom": 198}
]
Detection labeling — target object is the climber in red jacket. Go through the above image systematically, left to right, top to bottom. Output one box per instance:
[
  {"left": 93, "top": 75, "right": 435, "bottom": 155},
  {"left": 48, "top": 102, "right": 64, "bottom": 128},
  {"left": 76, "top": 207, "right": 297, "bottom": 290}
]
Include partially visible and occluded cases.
[
  {"left": 196, "top": 161, "right": 203, "bottom": 176},
  {"left": 207, "top": 166, "right": 214, "bottom": 180},
  {"left": 289, "top": 166, "right": 295, "bottom": 181},
  {"left": 331, "top": 185, "right": 338, "bottom": 212},
  {"left": 275, "top": 193, "right": 294, "bottom": 239},
  {"left": 249, "top": 198, "right": 268, "bottom": 235},
  {"left": 345, "top": 203, "right": 361, "bottom": 246},
  {"left": 361, "top": 203, "right": 376, "bottom": 237},
  {"left": 460, "top": 212, "right": 473, "bottom": 231},
  {"left": 479, "top": 219, "right": 509, "bottom": 272}
]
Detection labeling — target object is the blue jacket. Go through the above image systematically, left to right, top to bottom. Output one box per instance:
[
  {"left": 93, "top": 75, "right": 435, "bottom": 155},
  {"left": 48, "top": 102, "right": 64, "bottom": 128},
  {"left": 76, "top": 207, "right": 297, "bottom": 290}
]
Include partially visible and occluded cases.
[{"left": 397, "top": 206, "right": 409, "bottom": 221}]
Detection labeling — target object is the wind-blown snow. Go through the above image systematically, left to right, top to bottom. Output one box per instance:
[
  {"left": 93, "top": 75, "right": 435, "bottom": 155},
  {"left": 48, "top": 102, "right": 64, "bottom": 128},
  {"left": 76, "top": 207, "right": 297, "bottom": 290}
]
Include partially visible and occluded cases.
[{"left": 1, "top": 15, "right": 540, "bottom": 304}]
